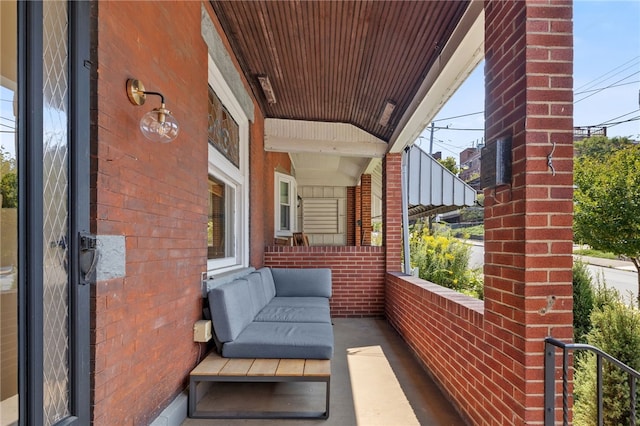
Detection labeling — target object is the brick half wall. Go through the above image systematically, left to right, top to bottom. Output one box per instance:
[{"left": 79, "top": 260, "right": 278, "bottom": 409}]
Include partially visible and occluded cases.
[
  {"left": 264, "top": 246, "right": 385, "bottom": 317},
  {"left": 386, "top": 273, "right": 491, "bottom": 425}
]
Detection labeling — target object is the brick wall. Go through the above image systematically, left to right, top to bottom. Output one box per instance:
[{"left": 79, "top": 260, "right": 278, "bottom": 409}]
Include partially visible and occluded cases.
[
  {"left": 387, "top": 1, "right": 574, "bottom": 424},
  {"left": 485, "top": 1, "right": 574, "bottom": 423},
  {"left": 91, "top": 2, "right": 270, "bottom": 424},
  {"left": 93, "top": 2, "right": 207, "bottom": 424},
  {"left": 249, "top": 111, "right": 266, "bottom": 266},
  {"left": 251, "top": 147, "right": 291, "bottom": 267},
  {"left": 383, "top": 154, "right": 402, "bottom": 272},
  {"left": 360, "top": 174, "right": 372, "bottom": 246},
  {"left": 354, "top": 186, "right": 361, "bottom": 246},
  {"left": 346, "top": 187, "right": 355, "bottom": 246},
  {"left": 264, "top": 246, "right": 386, "bottom": 317},
  {"left": 386, "top": 274, "right": 483, "bottom": 424}
]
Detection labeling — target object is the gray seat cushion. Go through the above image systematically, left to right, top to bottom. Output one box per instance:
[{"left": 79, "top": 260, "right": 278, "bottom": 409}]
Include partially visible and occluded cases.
[
  {"left": 268, "top": 296, "right": 329, "bottom": 309},
  {"left": 254, "top": 304, "right": 330, "bottom": 323},
  {"left": 222, "top": 322, "right": 334, "bottom": 359}
]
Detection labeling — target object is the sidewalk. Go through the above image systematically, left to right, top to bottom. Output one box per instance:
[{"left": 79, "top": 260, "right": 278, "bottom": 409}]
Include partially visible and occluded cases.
[
  {"left": 462, "top": 239, "right": 636, "bottom": 272},
  {"left": 573, "top": 254, "right": 636, "bottom": 272}
]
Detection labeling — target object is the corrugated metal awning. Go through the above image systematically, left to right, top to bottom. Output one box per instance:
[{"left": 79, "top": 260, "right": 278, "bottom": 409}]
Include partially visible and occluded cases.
[{"left": 407, "top": 145, "right": 477, "bottom": 219}]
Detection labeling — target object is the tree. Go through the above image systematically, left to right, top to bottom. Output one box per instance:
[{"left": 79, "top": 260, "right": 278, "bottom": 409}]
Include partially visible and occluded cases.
[
  {"left": 574, "top": 135, "right": 633, "bottom": 159},
  {"left": 574, "top": 143, "right": 640, "bottom": 305},
  {"left": 0, "top": 147, "right": 17, "bottom": 208},
  {"left": 438, "top": 156, "right": 459, "bottom": 175}
]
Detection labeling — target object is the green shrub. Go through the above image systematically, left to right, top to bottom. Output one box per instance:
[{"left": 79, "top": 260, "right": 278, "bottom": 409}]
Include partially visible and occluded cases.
[
  {"left": 409, "top": 224, "right": 483, "bottom": 299},
  {"left": 573, "top": 261, "right": 595, "bottom": 344},
  {"left": 592, "top": 276, "right": 622, "bottom": 312},
  {"left": 574, "top": 301, "right": 640, "bottom": 426}
]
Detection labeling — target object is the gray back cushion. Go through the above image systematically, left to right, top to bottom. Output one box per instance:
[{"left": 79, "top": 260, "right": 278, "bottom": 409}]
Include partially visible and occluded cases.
[
  {"left": 201, "top": 266, "right": 255, "bottom": 297},
  {"left": 255, "top": 267, "right": 276, "bottom": 300},
  {"left": 271, "top": 268, "right": 332, "bottom": 297},
  {"left": 246, "top": 272, "right": 270, "bottom": 312},
  {"left": 208, "top": 279, "right": 254, "bottom": 342}
]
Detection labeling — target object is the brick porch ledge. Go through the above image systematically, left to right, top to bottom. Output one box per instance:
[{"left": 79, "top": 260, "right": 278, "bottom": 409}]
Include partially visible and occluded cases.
[{"left": 264, "top": 246, "right": 385, "bottom": 318}]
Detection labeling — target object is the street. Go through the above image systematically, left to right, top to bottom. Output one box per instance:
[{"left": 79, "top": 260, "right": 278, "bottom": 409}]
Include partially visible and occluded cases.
[
  {"left": 466, "top": 242, "right": 637, "bottom": 302},
  {"left": 585, "top": 265, "right": 637, "bottom": 303}
]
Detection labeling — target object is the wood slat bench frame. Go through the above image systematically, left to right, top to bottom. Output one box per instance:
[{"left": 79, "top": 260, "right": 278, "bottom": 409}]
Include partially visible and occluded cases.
[{"left": 188, "top": 352, "right": 331, "bottom": 419}]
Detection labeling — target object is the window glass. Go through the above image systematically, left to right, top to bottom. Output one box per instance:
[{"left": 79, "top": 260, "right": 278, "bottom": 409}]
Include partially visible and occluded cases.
[
  {"left": 207, "top": 55, "right": 248, "bottom": 273},
  {"left": 208, "top": 86, "right": 239, "bottom": 168},
  {"left": 275, "top": 173, "right": 296, "bottom": 236},
  {"left": 208, "top": 176, "right": 235, "bottom": 259},
  {"left": 279, "top": 181, "right": 290, "bottom": 230},
  {"left": 280, "top": 181, "right": 289, "bottom": 204},
  {"left": 280, "top": 205, "right": 290, "bottom": 231}
]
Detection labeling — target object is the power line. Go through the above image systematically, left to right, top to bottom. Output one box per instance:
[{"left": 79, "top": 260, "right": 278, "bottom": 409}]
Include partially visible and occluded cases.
[
  {"left": 575, "top": 55, "right": 640, "bottom": 92},
  {"left": 574, "top": 70, "right": 640, "bottom": 104},
  {"left": 575, "top": 80, "right": 640, "bottom": 96},
  {"left": 595, "top": 109, "right": 640, "bottom": 127},
  {"left": 434, "top": 111, "right": 483, "bottom": 122},
  {"left": 0, "top": 115, "right": 15, "bottom": 124},
  {"left": 578, "top": 115, "right": 640, "bottom": 130},
  {"left": 604, "top": 116, "right": 640, "bottom": 128},
  {"left": 433, "top": 126, "right": 484, "bottom": 131}
]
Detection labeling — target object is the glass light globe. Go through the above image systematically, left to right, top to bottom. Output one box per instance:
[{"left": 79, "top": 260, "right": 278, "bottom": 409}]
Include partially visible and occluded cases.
[{"left": 139, "top": 106, "right": 179, "bottom": 143}]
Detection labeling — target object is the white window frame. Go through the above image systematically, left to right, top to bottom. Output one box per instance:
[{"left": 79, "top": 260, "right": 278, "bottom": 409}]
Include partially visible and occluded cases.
[
  {"left": 207, "top": 55, "right": 249, "bottom": 273},
  {"left": 274, "top": 172, "right": 297, "bottom": 237}
]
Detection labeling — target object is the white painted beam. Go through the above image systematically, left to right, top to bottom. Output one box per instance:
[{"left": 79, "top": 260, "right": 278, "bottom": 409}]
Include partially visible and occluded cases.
[{"left": 265, "top": 119, "right": 388, "bottom": 158}]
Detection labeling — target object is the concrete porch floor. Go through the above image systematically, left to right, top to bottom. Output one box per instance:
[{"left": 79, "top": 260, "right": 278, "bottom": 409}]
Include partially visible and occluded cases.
[{"left": 182, "top": 318, "right": 465, "bottom": 425}]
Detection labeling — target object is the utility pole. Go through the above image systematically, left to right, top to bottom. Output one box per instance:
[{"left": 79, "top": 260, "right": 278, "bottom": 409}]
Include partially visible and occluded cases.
[{"left": 429, "top": 121, "right": 435, "bottom": 155}]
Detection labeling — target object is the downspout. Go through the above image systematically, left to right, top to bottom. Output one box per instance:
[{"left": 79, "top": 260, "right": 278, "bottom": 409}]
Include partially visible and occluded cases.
[{"left": 401, "top": 146, "right": 411, "bottom": 274}]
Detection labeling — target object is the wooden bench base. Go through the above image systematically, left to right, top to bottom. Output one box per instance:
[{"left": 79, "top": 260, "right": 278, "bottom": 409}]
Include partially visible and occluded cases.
[{"left": 188, "top": 352, "right": 331, "bottom": 419}]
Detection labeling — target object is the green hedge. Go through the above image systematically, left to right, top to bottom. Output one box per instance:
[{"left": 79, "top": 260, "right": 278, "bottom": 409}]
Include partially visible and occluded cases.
[
  {"left": 573, "top": 261, "right": 594, "bottom": 344},
  {"left": 574, "top": 292, "right": 640, "bottom": 425}
]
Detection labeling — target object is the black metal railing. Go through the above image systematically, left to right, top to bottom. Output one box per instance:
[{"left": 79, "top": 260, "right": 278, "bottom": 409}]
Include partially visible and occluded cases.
[{"left": 544, "top": 337, "right": 640, "bottom": 426}]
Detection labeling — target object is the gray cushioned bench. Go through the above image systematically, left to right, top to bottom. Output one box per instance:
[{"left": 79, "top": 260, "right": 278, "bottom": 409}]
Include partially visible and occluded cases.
[{"left": 189, "top": 267, "right": 333, "bottom": 419}]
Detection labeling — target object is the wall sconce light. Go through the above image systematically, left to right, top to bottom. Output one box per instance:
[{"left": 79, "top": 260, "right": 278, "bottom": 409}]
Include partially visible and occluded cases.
[
  {"left": 257, "top": 75, "right": 277, "bottom": 104},
  {"left": 126, "top": 79, "right": 179, "bottom": 143},
  {"left": 378, "top": 100, "right": 396, "bottom": 127}
]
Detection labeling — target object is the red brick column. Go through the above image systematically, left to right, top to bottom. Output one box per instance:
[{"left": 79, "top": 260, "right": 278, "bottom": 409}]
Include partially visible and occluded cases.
[
  {"left": 484, "top": 1, "right": 574, "bottom": 424},
  {"left": 383, "top": 153, "right": 402, "bottom": 272},
  {"left": 360, "top": 174, "right": 372, "bottom": 246},
  {"left": 355, "top": 186, "right": 362, "bottom": 247},
  {"left": 346, "top": 187, "right": 356, "bottom": 246}
]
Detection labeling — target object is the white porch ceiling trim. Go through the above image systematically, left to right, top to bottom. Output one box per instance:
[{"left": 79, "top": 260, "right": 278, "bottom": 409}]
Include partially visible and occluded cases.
[
  {"left": 388, "top": 0, "right": 485, "bottom": 153},
  {"left": 265, "top": 119, "right": 388, "bottom": 158}
]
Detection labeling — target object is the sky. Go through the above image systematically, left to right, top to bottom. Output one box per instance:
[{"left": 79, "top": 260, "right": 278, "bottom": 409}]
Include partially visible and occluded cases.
[{"left": 418, "top": 0, "right": 640, "bottom": 163}]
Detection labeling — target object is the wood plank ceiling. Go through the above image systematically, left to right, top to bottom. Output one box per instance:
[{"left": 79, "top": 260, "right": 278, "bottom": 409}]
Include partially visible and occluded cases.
[{"left": 211, "top": 0, "right": 470, "bottom": 143}]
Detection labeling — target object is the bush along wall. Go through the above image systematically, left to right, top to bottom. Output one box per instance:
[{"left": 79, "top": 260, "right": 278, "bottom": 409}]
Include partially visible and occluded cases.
[
  {"left": 408, "top": 223, "right": 483, "bottom": 299},
  {"left": 574, "top": 291, "right": 640, "bottom": 425}
]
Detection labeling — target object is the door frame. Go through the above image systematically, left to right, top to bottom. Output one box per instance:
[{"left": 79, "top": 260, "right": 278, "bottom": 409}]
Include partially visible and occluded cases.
[{"left": 17, "top": 1, "right": 91, "bottom": 424}]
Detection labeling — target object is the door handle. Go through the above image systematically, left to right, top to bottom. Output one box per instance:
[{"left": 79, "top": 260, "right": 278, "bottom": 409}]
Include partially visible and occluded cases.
[{"left": 79, "top": 232, "right": 97, "bottom": 285}]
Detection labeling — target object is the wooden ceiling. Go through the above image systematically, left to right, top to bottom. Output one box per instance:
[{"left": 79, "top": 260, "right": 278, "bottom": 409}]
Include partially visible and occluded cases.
[{"left": 211, "top": 0, "right": 470, "bottom": 142}]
